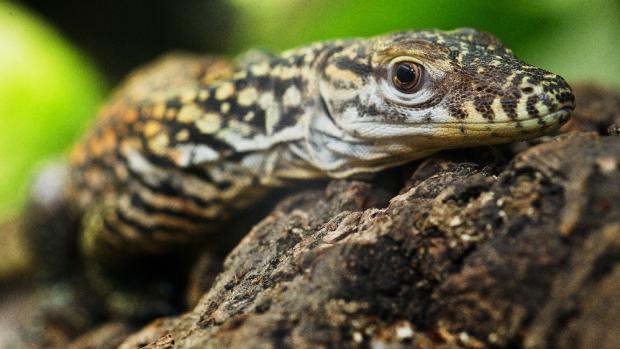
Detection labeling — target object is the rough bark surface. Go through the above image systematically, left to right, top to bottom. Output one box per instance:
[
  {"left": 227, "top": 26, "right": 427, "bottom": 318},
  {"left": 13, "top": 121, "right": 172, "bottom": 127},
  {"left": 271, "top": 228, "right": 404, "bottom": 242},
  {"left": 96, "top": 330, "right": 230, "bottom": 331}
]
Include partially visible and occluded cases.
[
  {"left": 4, "top": 85, "right": 620, "bottom": 349},
  {"left": 111, "top": 85, "right": 620, "bottom": 348}
]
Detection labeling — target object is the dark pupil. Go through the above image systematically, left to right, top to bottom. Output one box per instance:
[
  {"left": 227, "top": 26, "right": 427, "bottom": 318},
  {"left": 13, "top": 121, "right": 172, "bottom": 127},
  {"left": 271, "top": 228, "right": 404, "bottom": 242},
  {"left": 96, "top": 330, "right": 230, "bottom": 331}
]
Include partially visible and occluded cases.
[{"left": 396, "top": 63, "right": 415, "bottom": 84}]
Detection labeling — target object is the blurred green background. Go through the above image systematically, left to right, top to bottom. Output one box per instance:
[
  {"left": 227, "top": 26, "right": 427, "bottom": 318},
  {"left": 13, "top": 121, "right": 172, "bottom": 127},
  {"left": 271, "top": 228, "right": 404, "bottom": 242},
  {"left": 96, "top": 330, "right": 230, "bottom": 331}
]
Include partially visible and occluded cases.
[{"left": 0, "top": 0, "right": 619, "bottom": 220}]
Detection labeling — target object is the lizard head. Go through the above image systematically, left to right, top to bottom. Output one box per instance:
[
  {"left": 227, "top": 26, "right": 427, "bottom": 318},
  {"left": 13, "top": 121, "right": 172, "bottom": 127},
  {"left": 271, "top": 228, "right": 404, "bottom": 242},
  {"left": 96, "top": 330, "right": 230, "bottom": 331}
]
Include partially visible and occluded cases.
[{"left": 313, "top": 28, "right": 574, "bottom": 177}]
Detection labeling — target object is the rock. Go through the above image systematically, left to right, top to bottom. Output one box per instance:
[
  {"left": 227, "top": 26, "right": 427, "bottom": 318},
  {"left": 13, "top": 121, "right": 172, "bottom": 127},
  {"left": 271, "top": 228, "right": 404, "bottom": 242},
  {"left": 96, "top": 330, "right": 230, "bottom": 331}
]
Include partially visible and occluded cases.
[
  {"left": 561, "top": 84, "right": 620, "bottom": 134},
  {"left": 116, "top": 109, "right": 620, "bottom": 347}
]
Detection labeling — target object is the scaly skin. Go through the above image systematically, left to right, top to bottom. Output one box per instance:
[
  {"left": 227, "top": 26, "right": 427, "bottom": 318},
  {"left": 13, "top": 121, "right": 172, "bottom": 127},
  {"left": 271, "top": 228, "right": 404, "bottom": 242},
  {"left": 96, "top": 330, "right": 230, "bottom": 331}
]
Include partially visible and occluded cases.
[
  {"left": 24, "top": 28, "right": 574, "bottom": 323},
  {"left": 62, "top": 29, "right": 574, "bottom": 260}
]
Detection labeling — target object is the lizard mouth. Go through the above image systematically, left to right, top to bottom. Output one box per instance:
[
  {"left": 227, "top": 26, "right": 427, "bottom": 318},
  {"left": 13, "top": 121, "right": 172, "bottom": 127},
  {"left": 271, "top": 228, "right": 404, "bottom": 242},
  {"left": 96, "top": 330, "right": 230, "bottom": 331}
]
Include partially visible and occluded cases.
[
  {"left": 455, "top": 106, "right": 572, "bottom": 128},
  {"left": 341, "top": 107, "right": 572, "bottom": 142},
  {"left": 428, "top": 107, "right": 573, "bottom": 142}
]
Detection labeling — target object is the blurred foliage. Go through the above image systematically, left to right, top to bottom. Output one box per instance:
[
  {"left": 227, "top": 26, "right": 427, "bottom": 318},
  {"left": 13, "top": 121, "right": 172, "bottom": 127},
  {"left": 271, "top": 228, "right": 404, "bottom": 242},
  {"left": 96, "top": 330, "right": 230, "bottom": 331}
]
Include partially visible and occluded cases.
[
  {"left": 0, "top": 0, "right": 619, "bottom": 219},
  {"left": 15, "top": 0, "right": 236, "bottom": 82},
  {"left": 229, "top": 0, "right": 620, "bottom": 90},
  {"left": 0, "top": 2, "right": 106, "bottom": 218}
]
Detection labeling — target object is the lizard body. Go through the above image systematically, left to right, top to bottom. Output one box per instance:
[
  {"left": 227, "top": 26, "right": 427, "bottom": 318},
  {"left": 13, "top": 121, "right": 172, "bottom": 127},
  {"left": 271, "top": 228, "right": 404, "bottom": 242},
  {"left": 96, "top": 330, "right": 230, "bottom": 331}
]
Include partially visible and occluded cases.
[
  {"left": 22, "top": 29, "right": 574, "bottom": 323},
  {"left": 58, "top": 29, "right": 573, "bottom": 260}
]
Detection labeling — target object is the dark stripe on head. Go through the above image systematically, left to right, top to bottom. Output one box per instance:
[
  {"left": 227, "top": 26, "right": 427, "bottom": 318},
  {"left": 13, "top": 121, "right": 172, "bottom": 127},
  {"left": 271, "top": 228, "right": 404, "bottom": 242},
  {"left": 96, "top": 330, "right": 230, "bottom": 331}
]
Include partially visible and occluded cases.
[
  {"left": 334, "top": 56, "right": 372, "bottom": 76},
  {"left": 474, "top": 95, "right": 495, "bottom": 120},
  {"left": 526, "top": 95, "right": 540, "bottom": 117},
  {"left": 500, "top": 96, "right": 518, "bottom": 119}
]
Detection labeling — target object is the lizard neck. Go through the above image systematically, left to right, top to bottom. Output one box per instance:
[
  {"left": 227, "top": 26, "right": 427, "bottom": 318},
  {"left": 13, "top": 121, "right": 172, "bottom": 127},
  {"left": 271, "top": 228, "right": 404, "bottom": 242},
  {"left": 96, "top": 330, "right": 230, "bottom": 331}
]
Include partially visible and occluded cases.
[{"left": 195, "top": 41, "right": 353, "bottom": 184}]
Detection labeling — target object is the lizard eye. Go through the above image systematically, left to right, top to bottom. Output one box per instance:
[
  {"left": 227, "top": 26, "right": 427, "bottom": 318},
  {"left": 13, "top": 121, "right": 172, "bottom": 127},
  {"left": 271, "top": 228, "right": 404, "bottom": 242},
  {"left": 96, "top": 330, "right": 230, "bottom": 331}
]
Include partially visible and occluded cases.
[{"left": 392, "top": 61, "right": 423, "bottom": 93}]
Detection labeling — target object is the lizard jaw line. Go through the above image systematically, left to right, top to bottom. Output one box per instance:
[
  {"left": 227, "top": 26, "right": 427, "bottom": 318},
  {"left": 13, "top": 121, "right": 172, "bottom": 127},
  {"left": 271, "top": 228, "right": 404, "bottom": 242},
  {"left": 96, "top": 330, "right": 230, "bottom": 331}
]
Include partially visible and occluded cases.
[
  {"left": 450, "top": 107, "right": 572, "bottom": 127},
  {"left": 468, "top": 107, "right": 571, "bottom": 130},
  {"left": 343, "top": 108, "right": 572, "bottom": 140},
  {"left": 423, "top": 108, "right": 572, "bottom": 143}
]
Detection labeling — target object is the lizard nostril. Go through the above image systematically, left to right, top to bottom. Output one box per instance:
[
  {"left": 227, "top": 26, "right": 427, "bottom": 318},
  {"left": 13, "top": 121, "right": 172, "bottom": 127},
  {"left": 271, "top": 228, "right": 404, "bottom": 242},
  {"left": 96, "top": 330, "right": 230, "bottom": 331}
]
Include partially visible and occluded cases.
[{"left": 521, "top": 86, "right": 534, "bottom": 94}]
